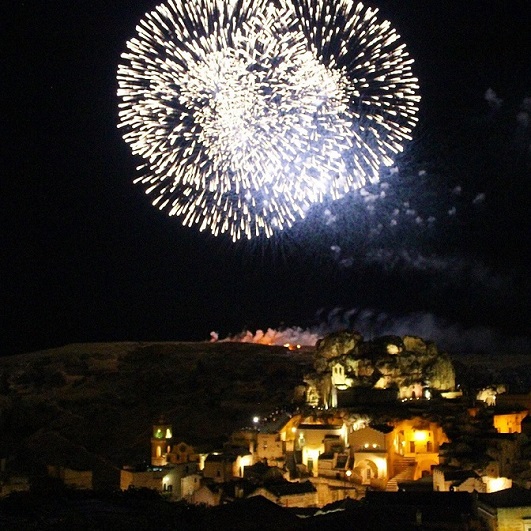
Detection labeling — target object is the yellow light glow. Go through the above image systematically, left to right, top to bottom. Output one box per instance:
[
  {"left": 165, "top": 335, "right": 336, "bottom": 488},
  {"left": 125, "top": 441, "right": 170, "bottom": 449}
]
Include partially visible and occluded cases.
[
  {"left": 386, "top": 344, "right": 399, "bottom": 354},
  {"left": 413, "top": 430, "right": 428, "bottom": 442},
  {"left": 373, "top": 456, "right": 387, "bottom": 477},
  {"left": 486, "top": 477, "right": 512, "bottom": 493}
]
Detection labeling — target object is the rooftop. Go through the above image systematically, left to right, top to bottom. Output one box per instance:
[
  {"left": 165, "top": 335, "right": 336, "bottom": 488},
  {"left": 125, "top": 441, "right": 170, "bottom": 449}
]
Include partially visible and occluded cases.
[
  {"left": 260, "top": 480, "right": 317, "bottom": 497},
  {"left": 477, "top": 487, "right": 531, "bottom": 508}
]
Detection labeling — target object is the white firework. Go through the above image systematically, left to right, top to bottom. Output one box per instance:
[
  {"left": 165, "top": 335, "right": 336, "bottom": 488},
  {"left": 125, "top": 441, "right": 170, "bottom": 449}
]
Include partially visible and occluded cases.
[{"left": 117, "top": 0, "right": 420, "bottom": 241}]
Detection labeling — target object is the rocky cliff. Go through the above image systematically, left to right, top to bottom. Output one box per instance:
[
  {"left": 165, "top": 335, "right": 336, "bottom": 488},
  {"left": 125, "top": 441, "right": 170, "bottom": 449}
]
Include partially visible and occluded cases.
[{"left": 304, "top": 331, "right": 456, "bottom": 407}]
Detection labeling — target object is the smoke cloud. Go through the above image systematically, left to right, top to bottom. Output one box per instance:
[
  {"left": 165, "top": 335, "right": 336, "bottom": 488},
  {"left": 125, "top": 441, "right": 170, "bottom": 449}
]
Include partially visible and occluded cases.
[{"left": 211, "top": 308, "right": 530, "bottom": 355}]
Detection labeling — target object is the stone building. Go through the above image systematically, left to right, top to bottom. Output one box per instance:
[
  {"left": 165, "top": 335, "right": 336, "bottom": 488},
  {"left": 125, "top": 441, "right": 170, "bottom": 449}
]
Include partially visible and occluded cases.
[
  {"left": 493, "top": 410, "right": 528, "bottom": 434},
  {"left": 346, "top": 418, "right": 447, "bottom": 489},
  {"left": 295, "top": 420, "right": 347, "bottom": 477},
  {"left": 203, "top": 450, "right": 253, "bottom": 483},
  {"left": 120, "top": 461, "right": 199, "bottom": 500},
  {"left": 47, "top": 465, "right": 93, "bottom": 490},
  {"left": 249, "top": 480, "right": 318, "bottom": 508},
  {"left": 477, "top": 487, "right": 531, "bottom": 531}
]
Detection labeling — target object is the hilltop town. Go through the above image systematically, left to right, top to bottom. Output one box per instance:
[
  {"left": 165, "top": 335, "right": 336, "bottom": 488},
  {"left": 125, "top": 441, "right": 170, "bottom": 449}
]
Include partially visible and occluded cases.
[{"left": 1, "top": 332, "right": 531, "bottom": 528}]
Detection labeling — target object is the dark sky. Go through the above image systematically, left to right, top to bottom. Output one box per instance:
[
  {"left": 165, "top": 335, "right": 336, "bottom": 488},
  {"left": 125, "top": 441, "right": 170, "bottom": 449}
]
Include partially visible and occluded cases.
[{"left": 3, "top": 1, "right": 530, "bottom": 356}]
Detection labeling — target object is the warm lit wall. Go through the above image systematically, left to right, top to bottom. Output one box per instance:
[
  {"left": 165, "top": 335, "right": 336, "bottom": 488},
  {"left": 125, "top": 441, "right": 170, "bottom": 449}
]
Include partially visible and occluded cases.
[
  {"left": 399, "top": 383, "right": 424, "bottom": 400},
  {"left": 493, "top": 411, "right": 528, "bottom": 434},
  {"left": 279, "top": 415, "right": 301, "bottom": 443},
  {"left": 392, "top": 419, "right": 447, "bottom": 456},
  {"left": 297, "top": 424, "right": 345, "bottom": 476},
  {"left": 349, "top": 426, "right": 388, "bottom": 451},
  {"left": 349, "top": 427, "right": 398, "bottom": 484},
  {"left": 257, "top": 433, "right": 284, "bottom": 462},
  {"left": 167, "top": 442, "right": 198, "bottom": 464},
  {"left": 318, "top": 452, "right": 350, "bottom": 479},
  {"left": 353, "top": 452, "right": 388, "bottom": 484},
  {"left": 233, "top": 454, "right": 253, "bottom": 478},
  {"left": 317, "top": 455, "right": 335, "bottom": 477},
  {"left": 203, "top": 457, "right": 233, "bottom": 483},
  {"left": 164, "top": 463, "right": 199, "bottom": 498},
  {"left": 432, "top": 468, "right": 448, "bottom": 492},
  {"left": 120, "top": 469, "right": 164, "bottom": 491},
  {"left": 181, "top": 474, "right": 202, "bottom": 500},
  {"left": 483, "top": 476, "right": 512, "bottom": 493},
  {"left": 311, "top": 477, "right": 359, "bottom": 507},
  {"left": 192, "top": 485, "right": 221, "bottom": 506},
  {"left": 249, "top": 488, "right": 318, "bottom": 508},
  {"left": 478, "top": 505, "right": 531, "bottom": 531}
]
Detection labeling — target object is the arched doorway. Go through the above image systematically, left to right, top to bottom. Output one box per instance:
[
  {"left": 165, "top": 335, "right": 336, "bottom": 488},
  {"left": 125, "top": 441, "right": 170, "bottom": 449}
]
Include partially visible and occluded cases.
[{"left": 354, "top": 459, "right": 379, "bottom": 485}]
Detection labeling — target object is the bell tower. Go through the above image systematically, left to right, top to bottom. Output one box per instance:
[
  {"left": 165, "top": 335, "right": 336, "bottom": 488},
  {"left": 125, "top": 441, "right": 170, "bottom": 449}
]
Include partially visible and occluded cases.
[{"left": 151, "top": 416, "right": 173, "bottom": 466}]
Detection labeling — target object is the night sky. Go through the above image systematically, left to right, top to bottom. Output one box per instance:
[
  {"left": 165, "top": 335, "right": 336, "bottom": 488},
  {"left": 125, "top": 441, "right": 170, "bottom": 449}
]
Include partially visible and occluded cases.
[{"left": 3, "top": 0, "right": 530, "bottom": 357}]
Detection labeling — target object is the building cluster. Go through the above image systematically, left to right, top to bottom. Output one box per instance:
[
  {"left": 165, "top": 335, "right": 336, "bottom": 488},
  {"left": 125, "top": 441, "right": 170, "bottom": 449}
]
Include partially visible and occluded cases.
[
  {"left": 2, "top": 333, "right": 531, "bottom": 529},
  {"left": 109, "top": 394, "right": 530, "bottom": 515}
]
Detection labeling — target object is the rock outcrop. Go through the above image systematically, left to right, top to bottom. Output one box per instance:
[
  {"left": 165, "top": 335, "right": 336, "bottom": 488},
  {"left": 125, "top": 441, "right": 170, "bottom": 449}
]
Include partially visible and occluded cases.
[{"left": 304, "top": 331, "right": 455, "bottom": 407}]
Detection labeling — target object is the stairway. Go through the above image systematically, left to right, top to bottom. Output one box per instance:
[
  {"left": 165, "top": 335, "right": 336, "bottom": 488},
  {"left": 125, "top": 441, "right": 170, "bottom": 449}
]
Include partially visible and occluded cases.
[
  {"left": 386, "top": 457, "right": 417, "bottom": 491},
  {"left": 394, "top": 457, "right": 417, "bottom": 479},
  {"left": 385, "top": 477, "right": 399, "bottom": 491}
]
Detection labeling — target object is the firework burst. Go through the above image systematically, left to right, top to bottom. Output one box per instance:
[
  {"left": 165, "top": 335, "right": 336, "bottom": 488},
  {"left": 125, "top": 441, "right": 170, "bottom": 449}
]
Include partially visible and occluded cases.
[{"left": 117, "top": 0, "right": 420, "bottom": 241}]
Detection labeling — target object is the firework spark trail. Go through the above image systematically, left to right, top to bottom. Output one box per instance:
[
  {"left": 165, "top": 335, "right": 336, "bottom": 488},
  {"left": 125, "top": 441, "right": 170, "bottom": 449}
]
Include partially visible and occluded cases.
[{"left": 117, "top": 0, "right": 420, "bottom": 241}]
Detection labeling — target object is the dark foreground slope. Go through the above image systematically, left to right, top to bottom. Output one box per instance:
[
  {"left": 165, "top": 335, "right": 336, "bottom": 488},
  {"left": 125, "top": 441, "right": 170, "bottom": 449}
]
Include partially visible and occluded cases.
[{"left": 0, "top": 342, "right": 313, "bottom": 469}]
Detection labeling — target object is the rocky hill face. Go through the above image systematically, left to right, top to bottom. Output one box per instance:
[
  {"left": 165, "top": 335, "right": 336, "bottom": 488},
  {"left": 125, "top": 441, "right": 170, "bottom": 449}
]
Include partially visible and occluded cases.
[
  {"left": 304, "top": 332, "right": 456, "bottom": 407},
  {"left": 0, "top": 342, "right": 313, "bottom": 471}
]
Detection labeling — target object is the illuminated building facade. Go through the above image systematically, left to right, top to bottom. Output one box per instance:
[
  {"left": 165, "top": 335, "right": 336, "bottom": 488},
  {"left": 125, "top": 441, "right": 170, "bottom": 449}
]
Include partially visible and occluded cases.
[{"left": 493, "top": 411, "right": 528, "bottom": 434}]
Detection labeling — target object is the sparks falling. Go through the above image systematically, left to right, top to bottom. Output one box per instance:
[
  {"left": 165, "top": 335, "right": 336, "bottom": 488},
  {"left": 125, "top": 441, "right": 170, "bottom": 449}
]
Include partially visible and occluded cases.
[{"left": 117, "top": 0, "right": 420, "bottom": 241}]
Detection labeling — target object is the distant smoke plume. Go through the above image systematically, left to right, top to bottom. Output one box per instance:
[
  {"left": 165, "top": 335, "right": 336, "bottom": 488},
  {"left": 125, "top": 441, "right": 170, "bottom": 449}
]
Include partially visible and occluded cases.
[
  {"left": 485, "top": 88, "right": 502, "bottom": 109},
  {"left": 211, "top": 308, "right": 530, "bottom": 355},
  {"left": 211, "top": 327, "right": 321, "bottom": 347}
]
